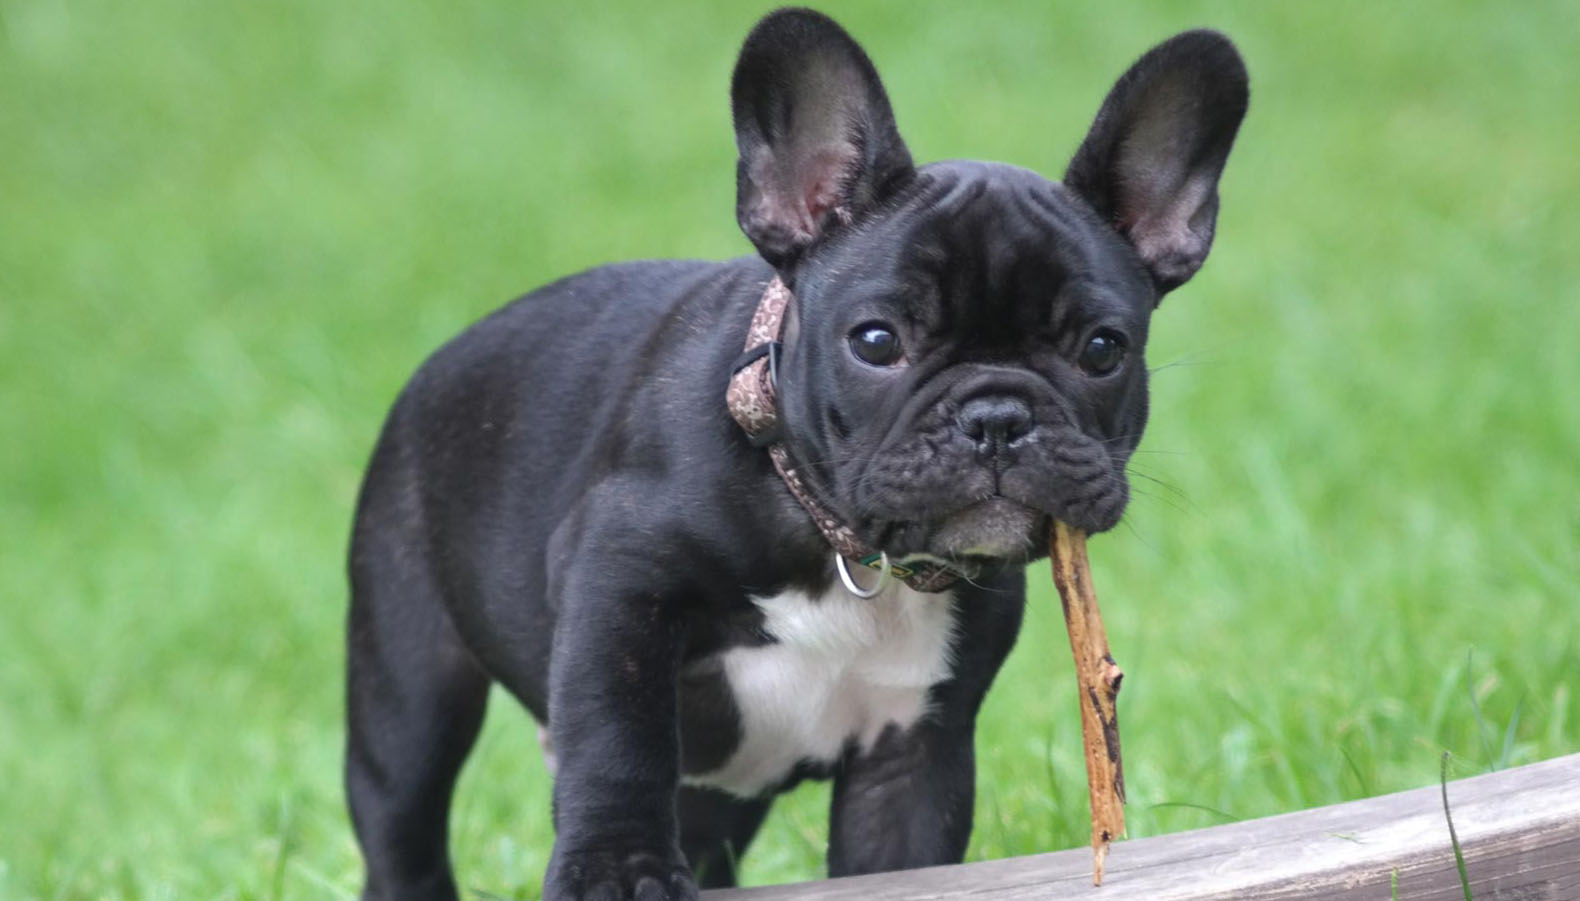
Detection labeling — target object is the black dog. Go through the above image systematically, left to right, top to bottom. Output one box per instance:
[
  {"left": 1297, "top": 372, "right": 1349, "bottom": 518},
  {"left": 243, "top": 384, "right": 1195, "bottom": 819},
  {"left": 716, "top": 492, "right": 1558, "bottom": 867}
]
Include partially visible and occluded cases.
[{"left": 346, "top": 9, "right": 1247, "bottom": 900}]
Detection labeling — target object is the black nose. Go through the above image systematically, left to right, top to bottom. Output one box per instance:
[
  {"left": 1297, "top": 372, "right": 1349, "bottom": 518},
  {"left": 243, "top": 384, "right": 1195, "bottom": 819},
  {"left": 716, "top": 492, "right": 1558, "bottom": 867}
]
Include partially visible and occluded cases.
[{"left": 957, "top": 395, "right": 1033, "bottom": 449}]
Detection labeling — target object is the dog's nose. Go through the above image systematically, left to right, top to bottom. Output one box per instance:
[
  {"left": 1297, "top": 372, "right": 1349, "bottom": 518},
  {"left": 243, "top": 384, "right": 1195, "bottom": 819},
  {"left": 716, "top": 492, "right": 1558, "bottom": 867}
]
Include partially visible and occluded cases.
[{"left": 957, "top": 396, "right": 1033, "bottom": 449}]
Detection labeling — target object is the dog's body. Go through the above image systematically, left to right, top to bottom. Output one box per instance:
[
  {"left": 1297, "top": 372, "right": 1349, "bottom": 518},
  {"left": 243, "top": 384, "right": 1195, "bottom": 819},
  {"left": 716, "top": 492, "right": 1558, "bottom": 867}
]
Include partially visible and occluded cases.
[{"left": 347, "top": 10, "right": 1246, "bottom": 900}]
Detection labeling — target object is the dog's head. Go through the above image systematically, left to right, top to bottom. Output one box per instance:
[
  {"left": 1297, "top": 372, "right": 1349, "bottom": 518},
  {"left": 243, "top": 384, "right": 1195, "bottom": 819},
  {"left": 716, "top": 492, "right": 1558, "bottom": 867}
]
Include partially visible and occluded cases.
[{"left": 732, "top": 9, "right": 1247, "bottom": 566}]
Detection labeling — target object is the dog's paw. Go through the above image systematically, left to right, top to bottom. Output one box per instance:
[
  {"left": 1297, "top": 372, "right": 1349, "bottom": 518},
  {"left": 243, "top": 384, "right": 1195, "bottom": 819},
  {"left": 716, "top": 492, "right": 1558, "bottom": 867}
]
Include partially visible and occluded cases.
[{"left": 543, "top": 846, "right": 699, "bottom": 901}]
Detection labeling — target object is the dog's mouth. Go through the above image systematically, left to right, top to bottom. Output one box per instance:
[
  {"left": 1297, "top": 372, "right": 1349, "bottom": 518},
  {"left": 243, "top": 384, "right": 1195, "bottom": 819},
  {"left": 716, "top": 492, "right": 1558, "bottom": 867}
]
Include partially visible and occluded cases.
[
  {"left": 842, "top": 419, "right": 1133, "bottom": 569},
  {"left": 878, "top": 467, "right": 1131, "bottom": 569},
  {"left": 912, "top": 497, "right": 1051, "bottom": 566}
]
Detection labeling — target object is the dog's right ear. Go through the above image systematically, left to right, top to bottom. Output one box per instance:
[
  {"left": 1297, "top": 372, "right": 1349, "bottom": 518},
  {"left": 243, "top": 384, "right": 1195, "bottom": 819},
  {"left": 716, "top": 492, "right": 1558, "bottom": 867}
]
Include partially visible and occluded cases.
[{"left": 731, "top": 8, "right": 915, "bottom": 272}]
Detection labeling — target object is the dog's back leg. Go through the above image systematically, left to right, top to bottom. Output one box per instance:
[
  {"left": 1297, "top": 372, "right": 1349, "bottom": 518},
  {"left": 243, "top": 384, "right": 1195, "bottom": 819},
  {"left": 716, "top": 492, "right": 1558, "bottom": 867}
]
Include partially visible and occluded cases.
[{"left": 346, "top": 446, "right": 491, "bottom": 901}]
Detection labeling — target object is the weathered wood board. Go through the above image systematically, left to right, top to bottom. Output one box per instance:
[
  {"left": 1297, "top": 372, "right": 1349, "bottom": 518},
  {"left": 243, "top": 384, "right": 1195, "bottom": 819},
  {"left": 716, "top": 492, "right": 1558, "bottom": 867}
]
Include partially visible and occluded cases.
[{"left": 706, "top": 752, "right": 1580, "bottom": 900}]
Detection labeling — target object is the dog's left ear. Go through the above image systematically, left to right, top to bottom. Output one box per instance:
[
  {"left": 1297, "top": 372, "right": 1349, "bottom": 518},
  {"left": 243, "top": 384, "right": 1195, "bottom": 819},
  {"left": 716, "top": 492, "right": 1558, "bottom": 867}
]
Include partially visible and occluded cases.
[
  {"left": 731, "top": 8, "right": 915, "bottom": 272},
  {"left": 1065, "top": 30, "right": 1249, "bottom": 300}
]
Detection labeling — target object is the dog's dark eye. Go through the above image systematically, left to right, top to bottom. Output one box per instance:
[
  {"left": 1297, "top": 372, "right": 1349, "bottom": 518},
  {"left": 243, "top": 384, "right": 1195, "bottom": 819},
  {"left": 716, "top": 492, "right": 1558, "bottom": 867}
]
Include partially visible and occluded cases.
[
  {"left": 849, "top": 323, "right": 905, "bottom": 367},
  {"left": 1079, "top": 329, "right": 1127, "bottom": 376}
]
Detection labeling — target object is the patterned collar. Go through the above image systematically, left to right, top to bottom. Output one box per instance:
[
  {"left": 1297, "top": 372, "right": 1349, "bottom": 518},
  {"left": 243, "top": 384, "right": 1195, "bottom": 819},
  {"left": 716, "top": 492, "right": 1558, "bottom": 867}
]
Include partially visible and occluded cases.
[{"left": 725, "top": 277, "right": 960, "bottom": 594}]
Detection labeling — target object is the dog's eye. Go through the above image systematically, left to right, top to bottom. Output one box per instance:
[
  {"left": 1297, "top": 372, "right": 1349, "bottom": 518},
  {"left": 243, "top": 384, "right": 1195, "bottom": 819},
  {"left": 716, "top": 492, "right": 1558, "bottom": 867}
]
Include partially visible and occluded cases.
[
  {"left": 849, "top": 323, "right": 906, "bottom": 367},
  {"left": 1078, "top": 329, "right": 1127, "bottom": 376}
]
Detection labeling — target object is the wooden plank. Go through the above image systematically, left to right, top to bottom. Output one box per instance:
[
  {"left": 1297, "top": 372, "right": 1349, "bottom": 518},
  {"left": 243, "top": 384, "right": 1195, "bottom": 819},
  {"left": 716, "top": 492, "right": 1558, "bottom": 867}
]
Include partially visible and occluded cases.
[{"left": 706, "top": 753, "right": 1580, "bottom": 900}]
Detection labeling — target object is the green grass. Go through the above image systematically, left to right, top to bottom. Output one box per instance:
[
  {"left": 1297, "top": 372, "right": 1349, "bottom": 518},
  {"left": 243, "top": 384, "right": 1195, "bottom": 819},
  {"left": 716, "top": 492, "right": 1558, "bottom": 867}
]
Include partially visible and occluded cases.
[{"left": 3, "top": 0, "right": 1578, "bottom": 897}]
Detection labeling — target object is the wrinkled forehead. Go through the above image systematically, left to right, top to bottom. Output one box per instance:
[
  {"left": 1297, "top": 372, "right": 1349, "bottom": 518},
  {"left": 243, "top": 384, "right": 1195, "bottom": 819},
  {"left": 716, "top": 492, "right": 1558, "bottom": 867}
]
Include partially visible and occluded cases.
[{"left": 814, "top": 161, "right": 1154, "bottom": 316}]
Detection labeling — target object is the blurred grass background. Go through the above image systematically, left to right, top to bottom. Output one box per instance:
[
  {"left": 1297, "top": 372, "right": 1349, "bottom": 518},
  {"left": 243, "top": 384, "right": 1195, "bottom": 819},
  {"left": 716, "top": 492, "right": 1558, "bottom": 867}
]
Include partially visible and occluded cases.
[{"left": 3, "top": 0, "right": 1578, "bottom": 897}]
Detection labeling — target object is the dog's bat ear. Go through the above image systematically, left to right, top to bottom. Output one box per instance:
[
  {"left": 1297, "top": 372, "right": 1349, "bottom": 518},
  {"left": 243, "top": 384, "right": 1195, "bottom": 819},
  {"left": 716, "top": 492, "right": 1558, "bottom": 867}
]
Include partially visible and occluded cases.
[
  {"left": 731, "top": 8, "right": 914, "bottom": 272},
  {"left": 1065, "top": 30, "right": 1249, "bottom": 301}
]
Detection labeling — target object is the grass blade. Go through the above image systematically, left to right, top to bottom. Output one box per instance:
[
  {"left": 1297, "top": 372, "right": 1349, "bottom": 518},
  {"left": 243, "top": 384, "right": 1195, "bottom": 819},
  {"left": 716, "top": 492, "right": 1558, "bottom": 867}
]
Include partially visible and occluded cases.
[
  {"left": 1464, "top": 650, "right": 1496, "bottom": 772},
  {"left": 1497, "top": 695, "right": 1524, "bottom": 771},
  {"left": 1340, "top": 747, "right": 1372, "bottom": 797},
  {"left": 1440, "top": 752, "right": 1473, "bottom": 901},
  {"left": 1146, "top": 801, "right": 1239, "bottom": 825}
]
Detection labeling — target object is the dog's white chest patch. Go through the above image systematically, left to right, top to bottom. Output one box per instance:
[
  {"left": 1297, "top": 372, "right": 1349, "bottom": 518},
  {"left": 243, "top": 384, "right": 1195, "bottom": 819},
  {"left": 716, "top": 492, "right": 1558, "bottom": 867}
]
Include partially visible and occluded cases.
[{"left": 686, "top": 581, "right": 957, "bottom": 798}]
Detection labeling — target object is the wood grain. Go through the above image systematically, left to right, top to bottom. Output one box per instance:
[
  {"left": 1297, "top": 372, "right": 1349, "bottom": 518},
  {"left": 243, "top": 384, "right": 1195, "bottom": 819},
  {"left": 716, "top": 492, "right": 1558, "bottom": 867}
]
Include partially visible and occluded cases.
[{"left": 706, "top": 753, "right": 1580, "bottom": 900}]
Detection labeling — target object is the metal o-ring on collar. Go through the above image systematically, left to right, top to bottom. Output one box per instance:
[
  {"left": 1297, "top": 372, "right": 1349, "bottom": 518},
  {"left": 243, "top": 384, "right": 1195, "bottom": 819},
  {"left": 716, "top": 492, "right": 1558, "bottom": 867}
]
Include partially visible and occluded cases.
[{"left": 835, "top": 551, "right": 890, "bottom": 598}]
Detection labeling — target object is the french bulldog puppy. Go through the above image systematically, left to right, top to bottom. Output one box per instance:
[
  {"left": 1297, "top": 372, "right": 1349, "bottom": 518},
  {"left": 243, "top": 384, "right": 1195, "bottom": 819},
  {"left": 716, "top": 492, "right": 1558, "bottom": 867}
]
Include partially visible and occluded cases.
[{"left": 346, "top": 8, "right": 1247, "bottom": 900}]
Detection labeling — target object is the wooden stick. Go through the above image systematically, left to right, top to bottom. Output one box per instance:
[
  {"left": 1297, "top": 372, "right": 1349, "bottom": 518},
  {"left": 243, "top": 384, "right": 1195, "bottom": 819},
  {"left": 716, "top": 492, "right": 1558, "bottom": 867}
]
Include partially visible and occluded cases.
[{"left": 1049, "top": 521, "right": 1126, "bottom": 886}]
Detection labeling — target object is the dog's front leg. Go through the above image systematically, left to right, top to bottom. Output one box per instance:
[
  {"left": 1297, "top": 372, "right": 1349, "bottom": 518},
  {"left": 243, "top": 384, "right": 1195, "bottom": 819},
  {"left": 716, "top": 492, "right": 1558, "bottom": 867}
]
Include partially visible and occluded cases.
[
  {"left": 541, "top": 559, "right": 697, "bottom": 901},
  {"left": 826, "top": 578, "right": 1022, "bottom": 877},
  {"left": 825, "top": 720, "right": 976, "bottom": 877}
]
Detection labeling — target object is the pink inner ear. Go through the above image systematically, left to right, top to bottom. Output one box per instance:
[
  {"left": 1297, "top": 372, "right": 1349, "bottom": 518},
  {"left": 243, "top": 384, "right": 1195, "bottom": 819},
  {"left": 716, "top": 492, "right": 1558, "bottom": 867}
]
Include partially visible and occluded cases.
[
  {"left": 742, "top": 140, "right": 860, "bottom": 252},
  {"left": 798, "top": 143, "right": 858, "bottom": 229},
  {"left": 1119, "top": 169, "right": 1216, "bottom": 287}
]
